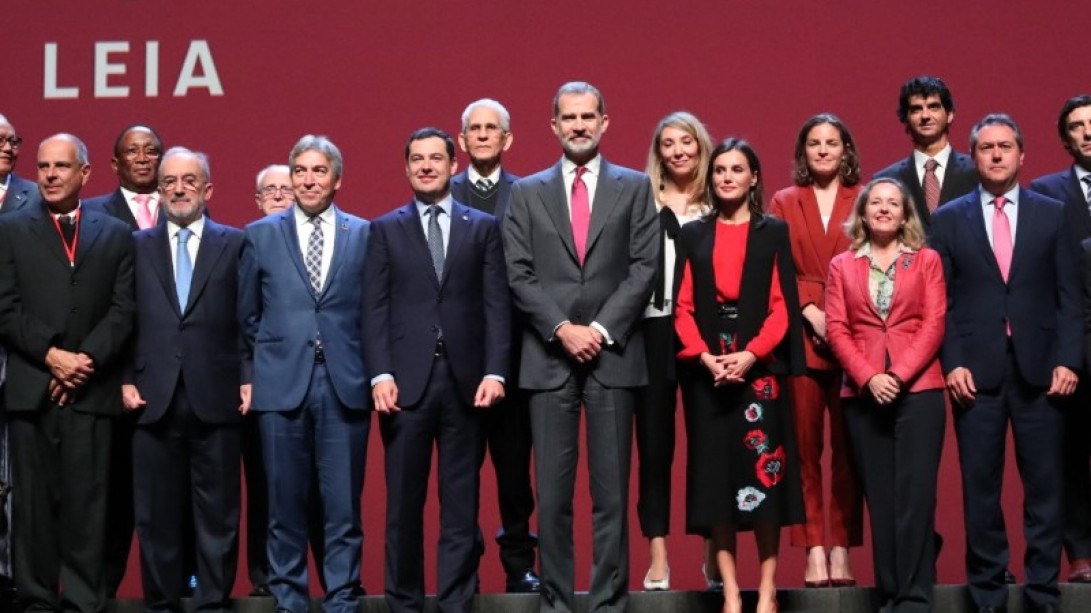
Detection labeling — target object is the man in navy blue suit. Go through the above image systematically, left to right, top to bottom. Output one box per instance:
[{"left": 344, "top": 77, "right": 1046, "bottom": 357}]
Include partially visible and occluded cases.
[
  {"left": 1030, "top": 95, "right": 1091, "bottom": 584},
  {"left": 450, "top": 99, "right": 540, "bottom": 594},
  {"left": 931, "top": 114, "right": 1082, "bottom": 613},
  {"left": 364, "top": 127, "right": 510, "bottom": 613},
  {"left": 238, "top": 135, "right": 371, "bottom": 613},
  {"left": 124, "top": 147, "right": 242, "bottom": 613}
]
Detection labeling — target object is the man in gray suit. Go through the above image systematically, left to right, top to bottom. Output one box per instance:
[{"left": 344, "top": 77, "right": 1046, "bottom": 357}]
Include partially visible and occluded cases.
[{"left": 502, "top": 81, "right": 658, "bottom": 613}]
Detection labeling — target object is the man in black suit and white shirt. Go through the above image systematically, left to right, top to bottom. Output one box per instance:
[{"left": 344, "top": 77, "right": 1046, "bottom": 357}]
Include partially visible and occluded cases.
[
  {"left": 874, "top": 75, "right": 978, "bottom": 229},
  {"left": 503, "top": 81, "right": 658, "bottom": 613},
  {"left": 450, "top": 98, "right": 540, "bottom": 594},
  {"left": 0, "top": 133, "right": 135, "bottom": 613}
]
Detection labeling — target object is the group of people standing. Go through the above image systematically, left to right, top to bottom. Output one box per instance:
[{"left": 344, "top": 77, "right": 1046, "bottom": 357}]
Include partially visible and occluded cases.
[{"left": 0, "top": 74, "right": 1090, "bottom": 613}]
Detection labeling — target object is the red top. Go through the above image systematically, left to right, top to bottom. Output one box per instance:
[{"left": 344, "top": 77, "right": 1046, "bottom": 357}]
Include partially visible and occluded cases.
[{"left": 675, "top": 222, "right": 788, "bottom": 360}]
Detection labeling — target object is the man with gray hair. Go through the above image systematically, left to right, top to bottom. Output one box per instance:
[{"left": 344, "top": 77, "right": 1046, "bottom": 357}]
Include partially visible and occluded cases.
[
  {"left": 504, "top": 82, "right": 658, "bottom": 613},
  {"left": 450, "top": 98, "right": 541, "bottom": 593},
  {"left": 0, "top": 111, "right": 39, "bottom": 605},
  {"left": 0, "top": 133, "right": 135, "bottom": 613},
  {"left": 239, "top": 135, "right": 372, "bottom": 613},
  {"left": 125, "top": 147, "right": 244, "bottom": 613},
  {"left": 255, "top": 164, "right": 293, "bottom": 217}
]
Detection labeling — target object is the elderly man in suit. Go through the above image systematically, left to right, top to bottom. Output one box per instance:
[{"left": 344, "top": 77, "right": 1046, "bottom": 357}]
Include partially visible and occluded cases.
[
  {"left": 874, "top": 75, "right": 978, "bottom": 229},
  {"left": 503, "top": 81, "right": 659, "bottom": 613},
  {"left": 1029, "top": 94, "right": 1091, "bottom": 584},
  {"left": 450, "top": 98, "right": 540, "bottom": 594},
  {"left": 0, "top": 111, "right": 40, "bottom": 603},
  {"left": 931, "top": 114, "right": 1081, "bottom": 613},
  {"left": 365, "top": 127, "right": 510, "bottom": 613},
  {"left": 0, "top": 133, "right": 135, "bottom": 613},
  {"left": 238, "top": 135, "right": 371, "bottom": 613},
  {"left": 124, "top": 147, "right": 243, "bottom": 613}
]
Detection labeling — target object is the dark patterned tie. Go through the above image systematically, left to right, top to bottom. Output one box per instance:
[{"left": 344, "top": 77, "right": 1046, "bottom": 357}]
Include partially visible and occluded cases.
[
  {"left": 923, "top": 158, "right": 940, "bottom": 212},
  {"left": 1082, "top": 175, "right": 1091, "bottom": 208},
  {"left": 475, "top": 178, "right": 493, "bottom": 194},
  {"left": 427, "top": 205, "right": 445, "bottom": 280},
  {"left": 305, "top": 216, "right": 323, "bottom": 294}
]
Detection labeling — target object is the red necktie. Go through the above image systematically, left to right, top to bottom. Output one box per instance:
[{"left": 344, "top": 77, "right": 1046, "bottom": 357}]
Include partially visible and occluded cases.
[
  {"left": 923, "top": 158, "right": 940, "bottom": 212},
  {"left": 571, "top": 166, "right": 590, "bottom": 265},
  {"left": 134, "top": 194, "right": 156, "bottom": 230},
  {"left": 992, "top": 196, "right": 1012, "bottom": 282}
]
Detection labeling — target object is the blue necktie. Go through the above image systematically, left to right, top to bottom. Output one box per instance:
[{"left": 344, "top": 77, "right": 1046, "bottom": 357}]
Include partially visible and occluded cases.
[{"left": 176, "top": 227, "right": 193, "bottom": 311}]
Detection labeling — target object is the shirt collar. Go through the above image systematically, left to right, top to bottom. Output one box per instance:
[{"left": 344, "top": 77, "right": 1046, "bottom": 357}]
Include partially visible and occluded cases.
[
  {"left": 913, "top": 143, "right": 952, "bottom": 169},
  {"left": 561, "top": 154, "right": 602, "bottom": 177},
  {"left": 1074, "top": 164, "right": 1091, "bottom": 183},
  {"left": 467, "top": 165, "right": 502, "bottom": 185},
  {"left": 0, "top": 174, "right": 10, "bottom": 190},
  {"left": 120, "top": 185, "right": 158, "bottom": 205},
  {"left": 980, "top": 185, "right": 1020, "bottom": 208},
  {"left": 416, "top": 194, "right": 453, "bottom": 217},
  {"left": 293, "top": 203, "right": 337, "bottom": 226},
  {"left": 167, "top": 214, "right": 205, "bottom": 240},
  {"left": 854, "top": 241, "right": 916, "bottom": 259}
]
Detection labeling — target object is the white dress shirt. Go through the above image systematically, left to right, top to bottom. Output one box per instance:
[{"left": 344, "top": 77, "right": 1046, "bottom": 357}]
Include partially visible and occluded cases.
[
  {"left": 913, "top": 144, "right": 953, "bottom": 187},
  {"left": 560, "top": 154, "right": 601, "bottom": 214},
  {"left": 467, "top": 165, "right": 501, "bottom": 187},
  {"left": 121, "top": 186, "right": 160, "bottom": 226},
  {"left": 980, "top": 186, "right": 1020, "bottom": 248},
  {"left": 416, "top": 195, "right": 453, "bottom": 254},
  {"left": 293, "top": 204, "right": 336, "bottom": 290},
  {"left": 167, "top": 216, "right": 204, "bottom": 276}
]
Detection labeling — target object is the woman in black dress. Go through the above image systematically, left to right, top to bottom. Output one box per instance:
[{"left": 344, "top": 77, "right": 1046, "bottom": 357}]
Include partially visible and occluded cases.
[{"left": 675, "top": 138, "right": 805, "bottom": 613}]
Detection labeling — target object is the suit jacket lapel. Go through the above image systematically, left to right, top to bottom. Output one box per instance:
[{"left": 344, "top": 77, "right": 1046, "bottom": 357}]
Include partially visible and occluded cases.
[
  {"left": 938, "top": 154, "right": 967, "bottom": 204},
  {"left": 585, "top": 159, "right": 621, "bottom": 259},
  {"left": 539, "top": 163, "right": 578, "bottom": 264},
  {"left": 1066, "top": 168, "right": 1091, "bottom": 235},
  {"left": 495, "top": 171, "right": 515, "bottom": 220},
  {"left": 825, "top": 186, "right": 854, "bottom": 260},
  {"left": 796, "top": 188, "right": 827, "bottom": 265},
  {"left": 1008, "top": 188, "right": 1035, "bottom": 283},
  {"left": 108, "top": 189, "right": 138, "bottom": 229},
  {"left": 963, "top": 190, "right": 1004, "bottom": 283},
  {"left": 397, "top": 202, "right": 441, "bottom": 288},
  {"left": 441, "top": 202, "right": 472, "bottom": 291},
  {"left": 27, "top": 206, "right": 71, "bottom": 269},
  {"left": 319, "top": 206, "right": 352, "bottom": 299},
  {"left": 73, "top": 209, "right": 105, "bottom": 272},
  {"left": 277, "top": 209, "right": 312, "bottom": 294},
  {"left": 184, "top": 221, "right": 228, "bottom": 314},
  {"left": 148, "top": 224, "right": 182, "bottom": 317},
  {"left": 853, "top": 255, "right": 882, "bottom": 319}
]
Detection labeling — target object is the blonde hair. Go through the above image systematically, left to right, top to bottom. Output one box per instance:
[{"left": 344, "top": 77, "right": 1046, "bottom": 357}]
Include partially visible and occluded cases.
[
  {"left": 645, "top": 111, "right": 713, "bottom": 208},
  {"left": 844, "top": 178, "right": 926, "bottom": 251}
]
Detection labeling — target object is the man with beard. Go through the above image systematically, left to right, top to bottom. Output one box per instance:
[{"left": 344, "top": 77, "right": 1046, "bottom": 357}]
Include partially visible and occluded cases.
[
  {"left": 502, "top": 81, "right": 658, "bottom": 613},
  {"left": 450, "top": 99, "right": 540, "bottom": 593},
  {"left": 0, "top": 133, "right": 134, "bottom": 613},
  {"left": 124, "top": 147, "right": 243, "bottom": 613}
]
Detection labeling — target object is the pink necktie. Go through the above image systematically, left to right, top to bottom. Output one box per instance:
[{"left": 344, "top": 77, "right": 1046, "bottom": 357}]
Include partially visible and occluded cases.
[
  {"left": 923, "top": 158, "right": 940, "bottom": 212},
  {"left": 571, "top": 166, "right": 590, "bottom": 265},
  {"left": 134, "top": 194, "right": 156, "bottom": 230},
  {"left": 992, "top": 196, "right": 1012, "bottom": 282}
]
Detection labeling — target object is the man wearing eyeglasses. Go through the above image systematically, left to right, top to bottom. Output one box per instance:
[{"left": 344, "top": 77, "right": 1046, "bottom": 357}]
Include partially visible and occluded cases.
[
  {"left": 0, "top": 112, "right": 39, "bottom": 606},
  {"left": 84, "top": 123, "right": 172, "bottom": 599},
  {"left": 256, "top": 165, "right": 294, "bottom": 217}
]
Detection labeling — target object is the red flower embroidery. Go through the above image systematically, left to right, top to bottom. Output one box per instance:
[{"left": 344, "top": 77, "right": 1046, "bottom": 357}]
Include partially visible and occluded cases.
[
  {"left": 751, "top": 376, "right": 779, "bottom": 400},
  {"left": 743, "top": 429, "right": 767, "bottom": 451},
  {"left": 755, "top": 445, "right": 786, "bottom": 488}
]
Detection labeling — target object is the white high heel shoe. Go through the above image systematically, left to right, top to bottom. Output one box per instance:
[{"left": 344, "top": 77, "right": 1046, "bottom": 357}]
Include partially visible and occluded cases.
[{"left": 643, "top": 566, "right": 670, "bottom": 591}]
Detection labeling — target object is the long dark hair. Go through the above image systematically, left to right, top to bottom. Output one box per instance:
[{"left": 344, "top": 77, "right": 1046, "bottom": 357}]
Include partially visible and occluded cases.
[{"left": 706, "top": 138, "right": 765, "bottom": 221}]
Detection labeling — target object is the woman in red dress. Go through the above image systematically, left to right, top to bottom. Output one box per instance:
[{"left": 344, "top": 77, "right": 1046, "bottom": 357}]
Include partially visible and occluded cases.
[
  {"left": 767, "top": 113, "right": 863, "bottom": 587},
  {"left": 675, "top": 139, "right": 805, "bottom": 613}
]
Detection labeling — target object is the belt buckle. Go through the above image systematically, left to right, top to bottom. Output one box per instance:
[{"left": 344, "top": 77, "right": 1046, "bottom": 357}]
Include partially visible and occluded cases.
[
  {"left": 434, "top": 340, "right": 446, "bottom": 357},
  {"left": 314, "top": 345, "right": 325, "bottom": 364}
]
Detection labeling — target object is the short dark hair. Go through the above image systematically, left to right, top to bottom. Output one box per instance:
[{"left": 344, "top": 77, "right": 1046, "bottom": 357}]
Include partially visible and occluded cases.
[
  {"left": 896, "top": 76, "right": 954, "bottom": 125},
  {"left": 1056, "top": 94, "right": 1091, "bottom": 146},
  {"left": 792, "top": 113, "right": 861, "bottom": 187},
  {"left": 112, "top": 124, "right": 164, "bottom": 158},
  {"left": 404, "top": 127, "right": 455, "bottom": 160},
  {"left": 706, "top": 138, "right": 765, "bottom": 221}
]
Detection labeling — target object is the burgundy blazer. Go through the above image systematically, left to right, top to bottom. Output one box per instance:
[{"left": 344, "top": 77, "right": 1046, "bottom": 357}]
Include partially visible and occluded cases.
[
  {"left": 767, "top": 184, "right": 858, "bottom": 369},
  {"left": 824, "top": 246, "right": 946, "bottom": 398}
]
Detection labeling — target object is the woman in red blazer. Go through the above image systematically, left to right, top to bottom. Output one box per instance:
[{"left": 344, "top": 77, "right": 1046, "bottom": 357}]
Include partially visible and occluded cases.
[
  {"left": 767, "top": 114, "right": 862, "bottom": 586},
  {"left": 825, "top": 177, "right": 946, "bottom": 613}
]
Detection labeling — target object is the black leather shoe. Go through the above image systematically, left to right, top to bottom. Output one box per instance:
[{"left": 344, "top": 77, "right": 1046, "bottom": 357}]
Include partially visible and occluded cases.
[
  {"left": 506, "top": 569, "right": 541, "bottom": 593},
  {"left": 1004, "top": 569, "right": 1016, "bottom": 584},
  {"left": 250, "top": 583, "right": 272, "bottom": 597},
  {"left": 1025, "top": 605, "right": 1060, "bottom": 613}
]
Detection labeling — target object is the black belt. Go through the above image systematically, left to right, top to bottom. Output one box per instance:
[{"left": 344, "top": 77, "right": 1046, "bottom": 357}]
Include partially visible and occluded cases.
[
  {"left": 717, "top": 301, "right": 739, "bottom": 319},
  {"left": 434, "top": 340, "right": 446, "bottom": 357},
  {"left": 314, "top": 345, "right": 326, "bottom": 364}
]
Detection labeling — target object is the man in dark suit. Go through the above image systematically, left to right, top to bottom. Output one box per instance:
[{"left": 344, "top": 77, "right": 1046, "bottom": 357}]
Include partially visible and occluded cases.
[
  {"left": 874, "top": 75, "right": 978, "bottom": 229},
  {"left": 502, "top": 81, "right": 659, "bottom": 613},
  {"left": 1030, "top": 94, "right": 1091, "bottom": 583},
  {"left": 450, "top": 98, "right": 540, "bottom": 594},
  {"left": 0, "top": 112, "right": 39, "bottom": 602},
  {"left": 931, "top": 114, "right": 1081, "bottom": 613},
  {"left": 82, "top": 123, "right": 169, "bottom": 598},
  {"left": 364, "top": 127, "right": 510, "bottom": 613},
  {"left": 0, "top": 133, "right": 135, "bottom": 613},
  {"left": 238, "top": 135, "right": 371, "bottom": 613},
  {"left": 124, "top": 147, "right": 243, "bottom": 613}
]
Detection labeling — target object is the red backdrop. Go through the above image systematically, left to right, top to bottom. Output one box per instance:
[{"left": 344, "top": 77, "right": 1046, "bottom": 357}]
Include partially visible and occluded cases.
[{"left": 6, "top": 0, "right": 1087, "bottom": 597}]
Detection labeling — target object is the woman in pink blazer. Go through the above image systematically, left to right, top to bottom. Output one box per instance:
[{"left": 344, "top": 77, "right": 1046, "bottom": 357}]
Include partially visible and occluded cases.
[
  {"left": 767, "top": 114, "right": 862, "bottom": 587},
  {"left": 825, "top": 177, "right": 946, "bottom": 613}
]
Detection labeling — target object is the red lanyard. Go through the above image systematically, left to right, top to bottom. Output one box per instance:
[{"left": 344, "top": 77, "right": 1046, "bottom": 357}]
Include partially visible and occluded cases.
[{"left": 50, "top": 208, "right": 81, "bottom": 267}]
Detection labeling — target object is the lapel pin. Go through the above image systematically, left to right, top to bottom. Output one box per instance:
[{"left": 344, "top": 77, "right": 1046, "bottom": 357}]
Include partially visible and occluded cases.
[{"left": 461, "top": 214, "right": 469, "bottom": 221}]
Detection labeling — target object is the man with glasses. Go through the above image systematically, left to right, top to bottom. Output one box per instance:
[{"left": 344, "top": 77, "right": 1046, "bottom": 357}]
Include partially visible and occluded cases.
[
  {"left": 0, "top": 112, "right": 39, "bottom": 606},
  {"left": 0, "top": 133, "right": 135, "bottom": 613},
  {"left": 256, "top": 165, "right": 294, "bottom": 217}
]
